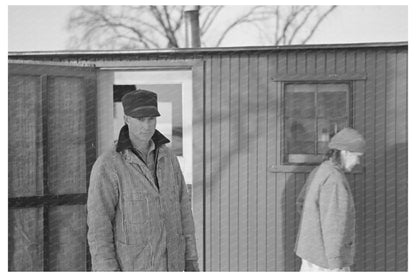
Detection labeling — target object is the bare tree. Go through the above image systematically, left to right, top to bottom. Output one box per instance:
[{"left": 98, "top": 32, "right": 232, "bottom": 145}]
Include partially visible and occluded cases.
[
  {"left": 66, "top": 5, "right": 337, "bottom": 50},
  {"left": 267, "top": 5, "right": 338, "bottom": 45}
]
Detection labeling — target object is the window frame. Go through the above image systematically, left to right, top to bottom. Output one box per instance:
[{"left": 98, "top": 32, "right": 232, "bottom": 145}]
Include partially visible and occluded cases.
[{"left": 281, "top": 81, "right": 353, "bottom": 166}]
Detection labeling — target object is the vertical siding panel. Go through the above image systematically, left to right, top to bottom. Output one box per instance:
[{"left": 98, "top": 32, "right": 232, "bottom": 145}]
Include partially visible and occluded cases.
[
  {"left": 306, "top": 50, "right": 316, "bottom": 74},
  {"left": 316, "top": 50, "right": 326, "bottom": 74},
  {"left": 326, "top": 50, "right": 336, "bottom": 74},
  {"left": 336, "top": 50, "right": 346, "bottom": 74},
  {"left": 346, "top": 50, "right": 356, "bottom": 74},
  {"left": 353, "top": 50, "right": 366, "bottom": 271},
  {"left": 364, "top": 50, "right": 376, "bottom": 271},
  {"left": 374, "top": 50, "right": 387, "bottom": 271},
  {"left": 385, "top": 50, "right": 397, "bottom": 271},
  {"left": 395, "top": 50, "right": 407, "bottom": 271},
  {"left": 276, "top": 51, "right": 287, "bottom": 270},
  {"left": 276, "top": 51, "right": 287, "bottom": 166},
  {"left": 287, "top": 52, "right": 296, "bottom": 75},
  {"left": 296, "top": 52, "right": 306, "bottom": 74},
  {"left": 266, "top": 53, "right": 277, "bottom": 271},
  {"left": 238, "top": 54, "right": 249, "bottom": 271},
  {"left": 247, "top": 54, "right": 259, "bottom": 271},
  {"left": 219, "top": 55, "right": 230, "bottom": 271},
  {"left": 229, "top": 55, "right": 240, "bottom": 271},
  {"left": 257, "top": 55, "right": 268, "bottom": 270},
  {"left": 204, "top": 56, "right": 212, "bottom": 270},
  {"left": 210, "top": 56, "right": 221, "bottom": 270},
  {"left": 192, "top": 59, "right": 205, "bottom": 269},
  {"left": 346, "top": 170, "right": 355, "bottom": 256},
  {"left": 276, "top": 173, "right": 286, "bottom": 270},
  {"left": 284, "top": 173, "right": 296, "bottom": 271},
  {"left": 294, "top": 173, "right": 305, "bottom": 271},
  {"left": 347, "top": 173, "right": 357, "bottom": 271},
  {"left": 353, "top": 173, "right": 364, "bottom": 271}
]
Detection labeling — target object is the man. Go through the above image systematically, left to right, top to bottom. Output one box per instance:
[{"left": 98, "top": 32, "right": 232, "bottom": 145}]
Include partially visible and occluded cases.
[
  {"left": 87, "top": 89, "right": 199, "bottom": 271},
  {"left": 295, "top": 127, "right": 365, "bottom": 271}
]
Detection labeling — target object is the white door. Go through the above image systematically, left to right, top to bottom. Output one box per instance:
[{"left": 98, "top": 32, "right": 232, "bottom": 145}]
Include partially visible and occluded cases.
[{"left": 97, "top": 70, "right": 193, "bottom": 185}]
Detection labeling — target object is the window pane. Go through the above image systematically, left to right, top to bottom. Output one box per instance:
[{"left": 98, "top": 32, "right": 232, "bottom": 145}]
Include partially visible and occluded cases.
[
  {"left": 283, "top": 83, "right": 350, "bottom": 163},
  {"left": 317, "top": 91, "right": 347, "bottom": 118},
  {"left": 284, "top": 92, "right": 315, "bottom": 118},
  {"left": 285, "top": 118, "right": 315, "bottom": 154},
  {"left": 317, "top": 119, "right": 348, "bottom": 154}
]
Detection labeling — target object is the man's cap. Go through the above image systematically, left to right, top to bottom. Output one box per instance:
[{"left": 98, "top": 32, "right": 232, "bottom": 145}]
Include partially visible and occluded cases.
[
  {"left": 121, "top": 89, "right": 161, "bottom": 118},
  {"left": 328, "top": 127, "right": 365, "bottom": 153}
]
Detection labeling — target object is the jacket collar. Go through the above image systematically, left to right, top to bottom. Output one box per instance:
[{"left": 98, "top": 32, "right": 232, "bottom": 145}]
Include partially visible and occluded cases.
[
  {"left": 116, "top": 124, "right": 170, "bottom": 153},
  {"left": 324, "top": 159, "right": 344, "bottom": 172}
]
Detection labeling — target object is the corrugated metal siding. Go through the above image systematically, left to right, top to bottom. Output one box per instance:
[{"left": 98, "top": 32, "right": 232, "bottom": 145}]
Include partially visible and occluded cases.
[{"left": 203, "top": 48, "right": 407, "bottom": 271}]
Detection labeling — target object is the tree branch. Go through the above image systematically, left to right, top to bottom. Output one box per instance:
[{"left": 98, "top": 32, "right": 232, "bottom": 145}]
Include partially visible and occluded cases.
[
  {"left": 200, "top": 6, "right": 223, "bottom": 35},
  {"left": 214, "top": 6, "right": 266, "bottom": 47},
  {"left": 276, "top": 6, "right": 309, "bottom": 45},
  {"left": 288, "top": 6, "right": 316, "bottom": 44},
  {"left": 301, "top": 6, "right": 337, "bottom": 44}
]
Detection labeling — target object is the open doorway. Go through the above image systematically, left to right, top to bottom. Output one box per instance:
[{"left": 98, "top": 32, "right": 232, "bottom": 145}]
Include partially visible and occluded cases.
[{"left": 111, "top": 70, "right": 193, "bottom": 186}]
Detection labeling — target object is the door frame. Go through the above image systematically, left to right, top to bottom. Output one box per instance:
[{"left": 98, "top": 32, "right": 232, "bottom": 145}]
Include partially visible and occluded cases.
[{"left": 95, "top": 60, "right": 206, "bottom": 270}]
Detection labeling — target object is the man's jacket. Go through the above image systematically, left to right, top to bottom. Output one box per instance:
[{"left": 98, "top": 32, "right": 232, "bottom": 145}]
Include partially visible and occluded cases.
[
  {"left": 87, "top": 126, "right": 198, "bottom": 271},
  {"left": 295, "top": 160, "right": 356, "bottom": 269}
]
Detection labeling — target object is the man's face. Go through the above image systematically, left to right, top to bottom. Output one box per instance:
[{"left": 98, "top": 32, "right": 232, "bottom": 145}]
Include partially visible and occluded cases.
[
  {"left": 125, "top": 116, "right": 156, "bottom": 143},
  {"left": 341, "top": 150, "right": 363, "bottom": 172}
]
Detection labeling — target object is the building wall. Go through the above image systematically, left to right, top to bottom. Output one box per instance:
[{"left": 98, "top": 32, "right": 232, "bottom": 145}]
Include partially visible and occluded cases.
[
  {"left": 8, "top": 45, "right": 407, "bottom": 271},
  {"left": 202, "top": 47, "right": 407, "bottom": 271}
]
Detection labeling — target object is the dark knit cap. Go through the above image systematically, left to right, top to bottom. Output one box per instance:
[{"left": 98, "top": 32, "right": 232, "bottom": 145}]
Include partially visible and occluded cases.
[
  {"left": 121, "top": 89, "right": 160, "bottom": 118},
  {"left": 328, "top": 127, "right": 365, "bottom": 153}
]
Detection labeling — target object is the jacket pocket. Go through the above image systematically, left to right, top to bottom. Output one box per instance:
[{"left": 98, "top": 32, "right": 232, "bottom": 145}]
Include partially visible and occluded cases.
[
  {"left": 124, "top": 192, "right": 149, "bottom": 225},
  {"left": 116, "top": 241, "right": 150, "bottom": 271}
]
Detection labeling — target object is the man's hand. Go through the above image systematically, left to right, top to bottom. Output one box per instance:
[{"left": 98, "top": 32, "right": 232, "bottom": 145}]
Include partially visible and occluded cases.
[{"left": 185, "top": 260, "right": 199, "bottom": 271}]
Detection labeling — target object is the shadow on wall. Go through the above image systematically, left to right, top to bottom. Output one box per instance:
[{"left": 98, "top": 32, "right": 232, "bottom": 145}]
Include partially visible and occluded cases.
[{"left": 281, "top": 173, "right": 303, "bottom": 272}]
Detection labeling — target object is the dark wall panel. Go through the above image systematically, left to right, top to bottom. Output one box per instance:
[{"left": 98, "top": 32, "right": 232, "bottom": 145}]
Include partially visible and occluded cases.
[{"left": 8, "top": 75, "right": 43, "bottom": 198}]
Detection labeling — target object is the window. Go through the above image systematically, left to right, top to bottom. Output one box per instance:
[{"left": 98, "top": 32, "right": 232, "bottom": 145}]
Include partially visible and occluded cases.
[{"left": 283, "top": 83, "right": 351, "bottom": 164}]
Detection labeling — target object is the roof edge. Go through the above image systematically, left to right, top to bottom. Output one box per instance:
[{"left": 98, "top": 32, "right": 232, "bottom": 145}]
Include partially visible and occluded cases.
[{"left": 9, "top": 41, "right": 408, "bottom": 56}]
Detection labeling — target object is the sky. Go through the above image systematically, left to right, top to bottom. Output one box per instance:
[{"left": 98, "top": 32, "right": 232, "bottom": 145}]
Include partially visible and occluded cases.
[{"left": 7, "top": 5, "right": 409, "bottom": 52}]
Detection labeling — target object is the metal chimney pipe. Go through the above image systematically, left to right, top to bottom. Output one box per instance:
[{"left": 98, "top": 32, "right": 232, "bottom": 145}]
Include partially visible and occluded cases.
[{"left": 184, "top": 6, "right": 201, "bottom": 48}]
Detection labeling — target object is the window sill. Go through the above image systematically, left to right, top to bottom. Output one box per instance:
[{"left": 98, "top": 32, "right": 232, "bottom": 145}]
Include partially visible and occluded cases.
[{"left": 268, "top": 163, "right": 365, "bottom": 173}]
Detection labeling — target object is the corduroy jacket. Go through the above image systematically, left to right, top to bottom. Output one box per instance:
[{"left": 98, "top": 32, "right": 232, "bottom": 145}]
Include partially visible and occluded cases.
[
  {"left": 87, "top": 126, "right": 198, "bottom": 271},
  {"left": 295, "top": 160, "right": 356, "bottom": 269}
]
